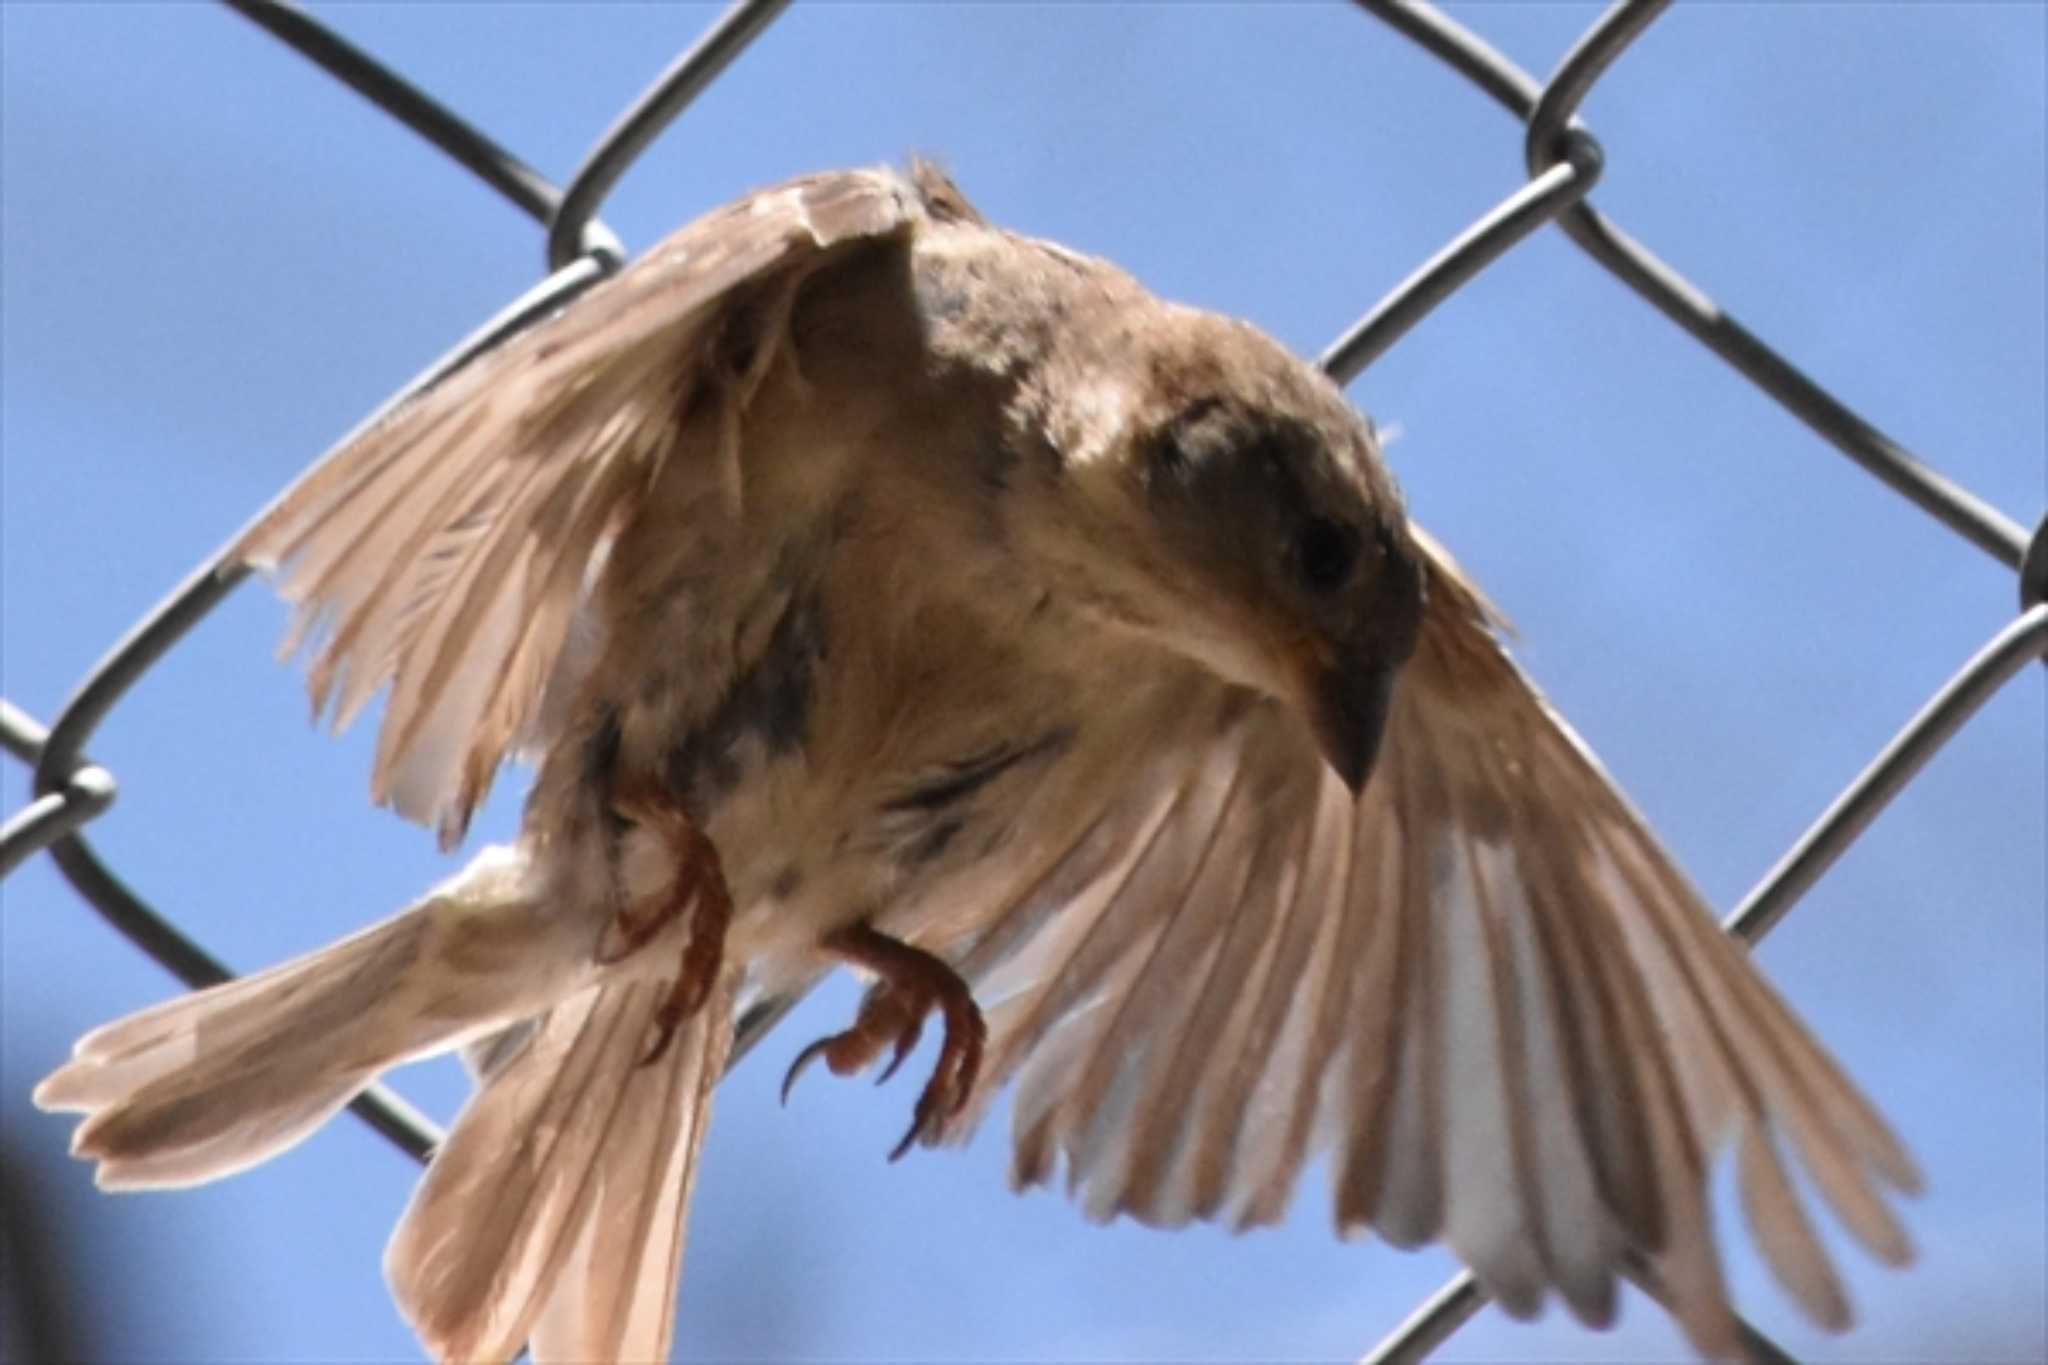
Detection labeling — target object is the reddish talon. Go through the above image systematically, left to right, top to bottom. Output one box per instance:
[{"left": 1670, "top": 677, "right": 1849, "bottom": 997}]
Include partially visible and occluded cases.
[
  {"left": 600, "top": 786, "right": 734, "bottom": 1066},
  {"left": 781, "top": 923, "right": 986, "bottom": 1156},
  {"left": 889, "top": 983, "right": 984, "bottom": 1161}
]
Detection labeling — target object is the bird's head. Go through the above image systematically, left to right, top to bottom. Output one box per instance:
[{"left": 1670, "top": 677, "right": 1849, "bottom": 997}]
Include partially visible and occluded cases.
[{"left": 1012, "top": 301, "right": 1426, "bottom": 794}]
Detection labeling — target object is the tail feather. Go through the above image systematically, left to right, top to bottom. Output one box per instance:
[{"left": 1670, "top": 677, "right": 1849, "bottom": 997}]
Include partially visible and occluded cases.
[
  {"left": 38, "top": 839, "right": 733, "bottom": 1362},
  {"left": 32, "top": 845, "right": 582, "bottom": 1191},
  {"left": 386, "top": 974, "right": 736, "bottom": 1364},
  {"left": 531, "top": 976, "right": 734, "bottom": 1364}
]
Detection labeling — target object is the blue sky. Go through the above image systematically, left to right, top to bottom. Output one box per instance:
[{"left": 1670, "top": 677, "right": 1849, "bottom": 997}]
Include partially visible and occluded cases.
[{"left": 3, "top": 4, "right": 2041, "bottom": 1361}]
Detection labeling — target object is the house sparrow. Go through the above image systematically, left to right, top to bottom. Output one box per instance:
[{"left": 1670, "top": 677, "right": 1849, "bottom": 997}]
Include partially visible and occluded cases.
[{"left": 34, "top": 163, "right": 1917, "bottom": 1362}]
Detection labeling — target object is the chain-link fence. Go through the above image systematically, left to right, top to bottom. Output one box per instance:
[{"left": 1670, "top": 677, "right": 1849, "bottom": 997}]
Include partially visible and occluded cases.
[{"left": 4, "top": 1, "right": 2042, "bottom": 1359}]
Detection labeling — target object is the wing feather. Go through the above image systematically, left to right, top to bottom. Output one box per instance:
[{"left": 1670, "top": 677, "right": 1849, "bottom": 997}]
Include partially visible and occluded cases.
[
  {"left": 237, "top": 168, "right": 924, "bottom": 843},
  {"left": 963, "top": 538, "right": 1914, "bottom": 1349},
  {"left": 1051, "top": 733, "right": 1251, "bottom": 1210},
  {"left": 1065, "top": 734, "right": 1260, "bottom": 1216},
  {"left": 1006, "top": 764, "right": 1218, "bottom": 1187},
  {"left": 1317, "top": 775, "right": 1409, "bottom": 1235},
  {"left": 1201, "top": 779, "right": 1346, "bottom": 1226},
  {"left": 1148, "top": 787, "right": 1316, "bottom": 1222},
  {"left": 1361, "top": 810, "right": 1443, "bottom": 1249},
  {"left": 1100, "top": 821, "right": 1260, "bottom": 1216},
  {"left": 1440, "top": 834, "right": 1547, "bottom": 1314}
]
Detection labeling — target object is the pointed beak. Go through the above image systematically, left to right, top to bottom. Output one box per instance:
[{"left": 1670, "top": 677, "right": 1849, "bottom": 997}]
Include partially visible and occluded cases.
[{"left": 1305, "top": 658, "right": 1399, "bottom": 796}]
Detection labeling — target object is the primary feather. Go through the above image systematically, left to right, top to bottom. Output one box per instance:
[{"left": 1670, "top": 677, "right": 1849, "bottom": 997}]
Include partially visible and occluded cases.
[{"left": 932, "top": 541, "right": 1918, "bottom": 1353}]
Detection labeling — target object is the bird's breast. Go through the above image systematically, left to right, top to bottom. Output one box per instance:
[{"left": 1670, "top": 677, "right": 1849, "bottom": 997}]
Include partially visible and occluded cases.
[{"left": 575, "top": 508, "right": 1133, "bottom": 983}]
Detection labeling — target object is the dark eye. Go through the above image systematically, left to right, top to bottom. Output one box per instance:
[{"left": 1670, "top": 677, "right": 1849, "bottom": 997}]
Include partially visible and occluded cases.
[
  {"left": 1148, "top": 433, "right": 1190, "bottom": 484},
  {"left": 1295, "top": 517, "right": 1359, "bottom": 593}
]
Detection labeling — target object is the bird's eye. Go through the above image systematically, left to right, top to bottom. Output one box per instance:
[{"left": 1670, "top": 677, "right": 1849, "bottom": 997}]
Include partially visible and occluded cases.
[
  {"left": 1149, "top": 433, "right": 1190, "bottom": 483},
  {"left": 1295, "top": 517, "right": 1359, "bottom": 593}
]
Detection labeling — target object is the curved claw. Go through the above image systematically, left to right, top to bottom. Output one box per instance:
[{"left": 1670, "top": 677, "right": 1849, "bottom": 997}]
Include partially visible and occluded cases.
[
  {"left": 792, "top": 923, "right": 987, "bottom": 1160},
  {"left": 874, "top": 1016, "right": 925, "bottom": 1085},
  {"left": 888, "top": 1034, "right": 981, "bottom": 1161},
  {"left": 781, "top": 1037, "right": 833, "bottom": 1105},
  {"left": 888, "top": 1078, "right": 947, "bottom": 1161},
  {"left": 888, "top": 1116, "right": 923, "bottom": 1163}
]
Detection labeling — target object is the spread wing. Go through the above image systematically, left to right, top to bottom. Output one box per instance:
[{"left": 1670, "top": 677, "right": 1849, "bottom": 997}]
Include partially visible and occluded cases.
[
  {"left": 235, "top": 167, "right": 928, "bottom": 846},
  {"left": 939, "top": 537, "right": 1919, "bottom": 1354}
]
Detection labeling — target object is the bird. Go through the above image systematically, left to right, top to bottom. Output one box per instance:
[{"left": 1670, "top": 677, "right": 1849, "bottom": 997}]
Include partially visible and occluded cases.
[{"left": 34, "top": 162, "right": 1918, "bottom": 1362}]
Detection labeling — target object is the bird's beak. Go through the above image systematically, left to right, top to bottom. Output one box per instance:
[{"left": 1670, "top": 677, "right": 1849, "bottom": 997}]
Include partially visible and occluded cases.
[{"left": 1304, "top": 655, "right": 1399, "bottom": 796}]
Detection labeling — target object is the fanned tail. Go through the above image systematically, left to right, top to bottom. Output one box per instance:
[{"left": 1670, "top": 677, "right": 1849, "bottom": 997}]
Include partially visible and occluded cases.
[
  {"left": 33, "top": 845, "right": 586, "bottom": 1191},
  {"left": 386, "top": 974, "right": 737, "bottom": 1364}
]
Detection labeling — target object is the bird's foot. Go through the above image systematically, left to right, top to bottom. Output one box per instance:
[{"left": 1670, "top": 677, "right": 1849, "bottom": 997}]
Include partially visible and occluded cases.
[
  {"left": 598, "top": 788, "right": 734, "bottom": 1065},
  {"left": 781, "top": 923, "right": 986, "bottom": 1159}
]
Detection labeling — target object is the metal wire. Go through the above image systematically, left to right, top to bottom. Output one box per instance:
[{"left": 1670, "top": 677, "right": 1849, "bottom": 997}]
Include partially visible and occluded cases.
[
  {"left": 545, "top": 0, "right": 792, "bottom": 271},
  {"left": 1354, "top": 0, "right": 2029, "bottom": 569},
  {"left": 3, "top": 1, "right": 2041, "bottom": 1361}
]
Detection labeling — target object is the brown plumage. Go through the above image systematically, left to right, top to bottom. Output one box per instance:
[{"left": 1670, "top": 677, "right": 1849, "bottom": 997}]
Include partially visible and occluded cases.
[{"left": 35, "top": 163, "right": 1915, "bottom": 1361}]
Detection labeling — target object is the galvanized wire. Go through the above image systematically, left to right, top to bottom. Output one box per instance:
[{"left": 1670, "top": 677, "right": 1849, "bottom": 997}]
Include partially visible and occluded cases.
[
  {"left": 545, "top": 0, "right": 791, "bottom": 271},
  {"left": 1353, "top": 0, "right": 2030, "bottom": 570},
  {"left": 3, "top": 1, "right": 2042, "bottom": 1361}
]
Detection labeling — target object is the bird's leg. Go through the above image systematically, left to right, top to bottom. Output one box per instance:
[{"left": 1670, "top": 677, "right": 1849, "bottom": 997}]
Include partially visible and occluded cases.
[
  {"left": 597, "top": 786, "right": 734, "bottom": 1065},
  {"left": 781, "top": 924, "right": 987, "bottom": 1160}
]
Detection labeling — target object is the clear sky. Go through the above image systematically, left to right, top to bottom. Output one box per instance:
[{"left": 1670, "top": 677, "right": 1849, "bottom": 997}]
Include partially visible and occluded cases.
[{"left": 3, "top": 3, "right": 2042, "bottom": 1361}]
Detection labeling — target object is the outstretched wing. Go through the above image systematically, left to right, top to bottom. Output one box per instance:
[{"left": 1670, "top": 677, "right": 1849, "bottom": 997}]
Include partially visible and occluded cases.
[
  {"left": 236, "top": 167, "right": 928, "bottom": 845},
  {"left": 942, "top": 535, "right": 1918, "bottom": 1354}
]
